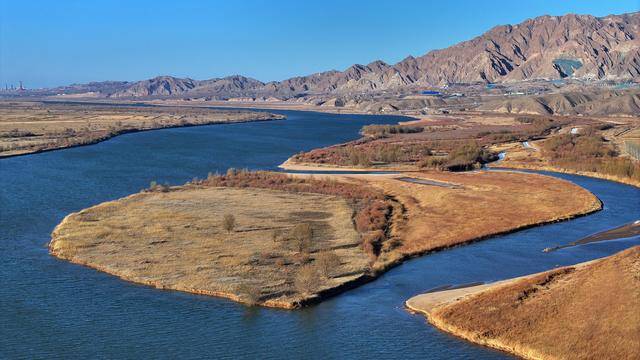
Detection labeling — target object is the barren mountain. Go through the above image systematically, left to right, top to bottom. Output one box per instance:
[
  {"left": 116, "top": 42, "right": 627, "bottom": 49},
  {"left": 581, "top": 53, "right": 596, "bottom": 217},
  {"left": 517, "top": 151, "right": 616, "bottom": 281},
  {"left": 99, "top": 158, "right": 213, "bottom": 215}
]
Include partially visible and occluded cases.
[
  {"left": 19, "top": 12, "right": 639, "bottom": 99},
  {"left": 269, "top": 12, "right": 640, "bottom": 94},
  {"left": 405, "top": 12, "right": 640, "bottom": 85},
  {"left": 109, "top": 75, "right": 265, "bottom": 98},
  {"left": 191, "top": 75, "right": 265, "bottom": 97},
  {"left": 110, "top": 76, "right": 199, "bottom": 98},
  {"left": 478, "top": 89, "right": 640, "bottom": 116}
]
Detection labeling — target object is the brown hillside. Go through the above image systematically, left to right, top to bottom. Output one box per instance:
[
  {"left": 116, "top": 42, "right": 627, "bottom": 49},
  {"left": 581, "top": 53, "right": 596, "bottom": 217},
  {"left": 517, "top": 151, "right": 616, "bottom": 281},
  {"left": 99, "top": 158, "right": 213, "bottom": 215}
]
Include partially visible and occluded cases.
[{"left": 429, "top": 246, "right": 640, "bottom": 360}]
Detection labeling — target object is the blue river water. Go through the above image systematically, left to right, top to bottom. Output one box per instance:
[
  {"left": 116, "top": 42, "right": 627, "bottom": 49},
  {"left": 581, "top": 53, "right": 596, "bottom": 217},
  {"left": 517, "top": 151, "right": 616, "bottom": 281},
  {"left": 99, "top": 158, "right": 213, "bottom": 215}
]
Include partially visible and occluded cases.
[{"left": 1, "top": 109, "right": 638, "bottom": 359}]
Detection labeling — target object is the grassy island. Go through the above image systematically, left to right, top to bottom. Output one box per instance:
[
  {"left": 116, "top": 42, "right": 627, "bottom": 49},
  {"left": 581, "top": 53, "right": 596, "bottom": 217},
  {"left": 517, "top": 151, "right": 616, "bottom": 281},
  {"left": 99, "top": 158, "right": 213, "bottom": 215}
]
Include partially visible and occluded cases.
[{"left": 50, "top": 169, "right": 601, "bottom": 308}]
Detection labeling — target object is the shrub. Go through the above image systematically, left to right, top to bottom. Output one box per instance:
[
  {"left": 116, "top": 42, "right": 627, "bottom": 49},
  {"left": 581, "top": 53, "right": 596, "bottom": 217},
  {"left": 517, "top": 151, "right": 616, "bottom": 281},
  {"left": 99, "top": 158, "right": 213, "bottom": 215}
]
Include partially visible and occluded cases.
[
  {"left": 515, "top": 116, "right": 536, "bottom": 124},
  {"left": 361, "top": 124, "right": 424, "bottom": 137},
  {"left": 542, "top": 133, "right": 640, "bottom": 181},
  {"left": 625, "top": 140, "right": 640, "bottom": 160},
  {"left": 442, "top": 141, "right": 495, "bottom": 171},
  {"left": 418, "top": 156, "right": 447, "bottom": 169},
  {"left": 199, "top": 170, "right": 385, "bottom": 202},
  {"left": 148, "top": 181, "right": 170, "bottom": 192},
  {"left": 355, "top": 200, "right": 391, "bottom": 233},
  {"left": 222, "top": 214, "right": 236, "bottom": 233},
  {"left": 289, "top": 223, "right": 313, "bottom": 253},
  {"left": 271, "top": 229, "right": 281, "bottom": 243},
  {"left": 361, "top": 230, "right": 385, "bottom": 260},
  {"left": 315, "top": 251, "right": 341, "bottom": 278},
  {"left": 275, "top": 258, "right": 287, "bottom": 268},
  {"left": 294, "top": 264, "right": 321, "bottom": 296},
  {"left": 236, "top": 283, "right": 261, "bottom": 306}
]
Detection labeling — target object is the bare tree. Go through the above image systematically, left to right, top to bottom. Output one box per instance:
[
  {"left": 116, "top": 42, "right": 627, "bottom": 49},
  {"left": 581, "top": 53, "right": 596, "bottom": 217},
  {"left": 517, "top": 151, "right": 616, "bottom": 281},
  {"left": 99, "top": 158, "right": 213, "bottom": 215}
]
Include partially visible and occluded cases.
[
  {"left": 222, "top": 214, "right": 236, "bottom": 233},
  {"left": 289, "top": 223, "right": 313, "bottom": 253},
  {"left": 271, "top": 229, "right": 281, "bottom": 243},
  {"left": 315, "top": 251, "right": 341, "bottom": 278},
  {"left": 294, "top": 264, "right": 321, "bottom": 296},
  {"left": 236, "top": 283, "right": 261, "bottom": 306}
]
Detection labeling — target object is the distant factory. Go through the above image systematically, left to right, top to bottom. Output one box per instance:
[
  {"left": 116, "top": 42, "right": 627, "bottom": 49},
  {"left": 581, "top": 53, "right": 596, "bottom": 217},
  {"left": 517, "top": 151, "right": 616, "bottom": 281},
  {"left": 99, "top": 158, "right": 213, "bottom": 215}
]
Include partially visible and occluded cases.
[{"left": 2, "top": 81, "right": 25, "bottom": 91}]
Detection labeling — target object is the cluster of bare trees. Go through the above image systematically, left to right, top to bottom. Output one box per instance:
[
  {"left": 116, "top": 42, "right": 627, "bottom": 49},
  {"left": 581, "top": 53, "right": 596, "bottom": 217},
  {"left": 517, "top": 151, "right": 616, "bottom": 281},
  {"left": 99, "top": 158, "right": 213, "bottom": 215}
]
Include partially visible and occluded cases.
[
  {"left": 543, "top": 134, "right": 640, "bottom": 181},
  {"left": 625, "top": 140, "right": 640, "bottom": 160},
  {"left": 197, "top": 170, "right": 396, "bottom": 303},
  {"left": 222, "top": 214, "right": 343, "bottom": 302}
]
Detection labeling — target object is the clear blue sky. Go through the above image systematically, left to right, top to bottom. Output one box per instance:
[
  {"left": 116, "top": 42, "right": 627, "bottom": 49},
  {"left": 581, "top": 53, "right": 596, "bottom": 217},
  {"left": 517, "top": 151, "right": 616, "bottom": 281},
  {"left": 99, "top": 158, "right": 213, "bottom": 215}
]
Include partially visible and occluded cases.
[{"left": 1, "top": 0, "right": 638, "bottom": 88}]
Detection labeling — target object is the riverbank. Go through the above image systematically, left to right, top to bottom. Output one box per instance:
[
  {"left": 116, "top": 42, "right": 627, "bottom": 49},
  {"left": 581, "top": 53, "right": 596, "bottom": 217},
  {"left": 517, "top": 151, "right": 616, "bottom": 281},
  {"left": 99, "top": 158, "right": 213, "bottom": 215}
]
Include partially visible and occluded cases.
[
  {"left": 147, "top": 99, "right": 375, "bottom": 115},
  {"left": 0, "top": 101, "right": 284, "bottom": 158},
  {"left": 491, "top": 140, "right": 640, "bottom": 188},
  {"left": 278, "top": 157, "right": 414, "bottom": 172},
  {"left": 492, "top": 161, "right": 640, "bottom": 188},
  {"left": 49, "top": 169, "right": 602, "bottom": 309},
  {"left": 352, "top": 171, "right": 602, "bottom": 269},
  {"left": 49, "top": 172, "right": 397, "bottom": 309},
  {"left": 406, "top": 246, "right": 640, "bottom": 360}
]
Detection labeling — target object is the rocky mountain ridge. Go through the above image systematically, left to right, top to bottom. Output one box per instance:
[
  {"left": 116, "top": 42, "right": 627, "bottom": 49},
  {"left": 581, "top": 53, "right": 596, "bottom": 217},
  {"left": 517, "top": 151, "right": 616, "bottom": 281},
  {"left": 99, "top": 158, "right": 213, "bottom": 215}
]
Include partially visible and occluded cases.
[{"left": 18, "top": 12, "right": 640, "bottom": 99}]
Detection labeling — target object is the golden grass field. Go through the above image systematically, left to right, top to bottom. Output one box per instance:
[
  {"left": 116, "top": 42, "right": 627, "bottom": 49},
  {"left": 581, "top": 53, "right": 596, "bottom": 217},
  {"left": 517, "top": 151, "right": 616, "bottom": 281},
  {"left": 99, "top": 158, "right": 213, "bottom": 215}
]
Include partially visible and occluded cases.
[
  {"left": 0, "top": 101, "right": 283, "bottom": 157},
  {"left": 49, "top": 170, "right": 601, "bottom": 308},
  {"left": 353, "top": 171, "right": 602, "bottom": 269},
  {"left": 50, "top": 186, "right": 368, "bottom": 308},
  {"left": 408, "top": 246, "right": 640, "bottom": 360}
]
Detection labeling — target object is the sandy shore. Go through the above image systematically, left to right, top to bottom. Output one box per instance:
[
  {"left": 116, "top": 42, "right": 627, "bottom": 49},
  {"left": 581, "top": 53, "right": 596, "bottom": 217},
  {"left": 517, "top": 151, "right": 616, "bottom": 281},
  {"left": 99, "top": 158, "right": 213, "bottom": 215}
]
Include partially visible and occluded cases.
[
  {"left": 0, "top": 101, "right": 285, "bottom": 158},
  {"left": 278, "top": 158, "right": 413, "bottom": 172},
  {"left": 403, "top": 259, "right": 591, "bottom": 316},
  {"left": 405, "top": 260, "right": 598, "bottom": 357}
]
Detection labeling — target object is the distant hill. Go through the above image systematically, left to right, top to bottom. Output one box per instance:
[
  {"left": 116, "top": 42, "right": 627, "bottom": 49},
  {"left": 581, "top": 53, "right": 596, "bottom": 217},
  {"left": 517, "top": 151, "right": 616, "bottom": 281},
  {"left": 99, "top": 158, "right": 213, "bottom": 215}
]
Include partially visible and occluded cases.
[
  {"left": 19, "top": 12, "right": 640, "bottom": 99},
  {"left": 110, "top": 75, "right": 265, "bottom": 98},
  {"left": 478, "top": 90, "right": 640, "bottom": 116}
]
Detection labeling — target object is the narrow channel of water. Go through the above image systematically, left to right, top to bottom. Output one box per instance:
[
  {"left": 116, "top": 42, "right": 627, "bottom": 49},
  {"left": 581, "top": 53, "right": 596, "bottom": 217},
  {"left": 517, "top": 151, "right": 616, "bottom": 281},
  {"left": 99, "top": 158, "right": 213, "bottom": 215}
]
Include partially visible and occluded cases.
[{"left": 1, "top": 110, "right": 638, "bottom": 359}]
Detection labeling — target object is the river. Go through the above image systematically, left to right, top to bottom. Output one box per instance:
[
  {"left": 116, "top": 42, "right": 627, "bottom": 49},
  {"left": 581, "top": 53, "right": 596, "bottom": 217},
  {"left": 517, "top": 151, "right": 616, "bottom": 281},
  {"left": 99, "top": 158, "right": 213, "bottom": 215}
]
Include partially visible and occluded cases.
[{"left": 1, "top": 109, "right": 638, "bottom": 359}]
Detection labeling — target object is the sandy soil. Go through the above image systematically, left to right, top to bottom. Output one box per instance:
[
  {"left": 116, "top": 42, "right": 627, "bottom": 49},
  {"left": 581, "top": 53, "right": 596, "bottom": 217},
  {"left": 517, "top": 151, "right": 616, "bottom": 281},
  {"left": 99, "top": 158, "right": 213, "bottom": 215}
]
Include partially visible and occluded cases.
[
  {"left": 0, "top": 101, "right": 284, "bottom": 158},
  {"left": 407, "top": 246, "right": 640, "bottom": 360}
]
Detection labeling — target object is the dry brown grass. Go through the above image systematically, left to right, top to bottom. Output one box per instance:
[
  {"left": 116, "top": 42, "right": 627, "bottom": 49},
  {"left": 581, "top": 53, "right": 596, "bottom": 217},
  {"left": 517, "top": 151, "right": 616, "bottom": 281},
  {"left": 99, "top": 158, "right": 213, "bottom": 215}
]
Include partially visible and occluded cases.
[
  {"left": 0, "top": 101, "right": 283, "bottom": 157},
  {"left": 288, "top": 114, "right": 573, "bottom": 169},
  {"left": 495, "top": 135, "right": 640, "bottom": 188},
  {"left": 49, "top": 170, "right": 600, "bottom": 309},
  {"left": 196, "top": 170, "right": 398, "bottom": 261},
  {"left": 352, "top": 170, "right": 602, "bottom": 269},
  {"left": 50, "top": 185, "right": 369, "bottom": 308},
  {"left": 428, "top": 246, "right": 640, "bottom": 360}
]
